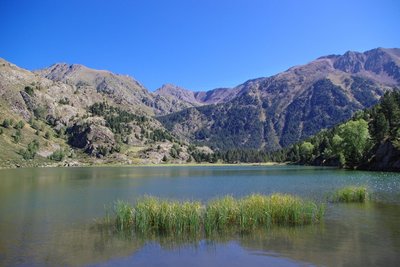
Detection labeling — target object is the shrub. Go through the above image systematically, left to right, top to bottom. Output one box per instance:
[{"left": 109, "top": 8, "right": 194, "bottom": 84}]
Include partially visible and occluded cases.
[
  {"left": 24, "top": 86, "right": 34, "bottom": 96},
  {"left": 58, "top": 98, "right": 70, "bottom": 105},
  {"left": 33, "top": 107, "right": 46, "bottom": 120},
  {"left": 2, "top": 119, "right": 12, "bottom": 128},
  {"left": 14, "top": 120, "right": 25, "bottom": 130},
  {"left": 12, "top": 129, "right": 22, "bottom": 143},
  {"left": 20, "top": 140, "right": 40, "bottom": 160},
  {"left": 48, "top": 149, "right": 66, "bottom": 161},
  {"left": 332, "top": 186, "right": 368, "bottom": 203}
]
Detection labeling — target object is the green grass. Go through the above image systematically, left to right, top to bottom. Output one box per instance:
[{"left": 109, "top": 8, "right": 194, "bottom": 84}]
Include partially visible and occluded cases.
[
  {"left": 332, "top": 186, "right": 368, "bottom": 203},
  {"left": 111, "top": 193, "right": 324, "bottom": 234},
  {"left": 204, "top": 194, "right": 324, "bottom": 233},
  {"left": 133, "top": 196, "right": 203, "bottom": 234},
  {"left": 204, "top": 196, "right": 239, "bottom": 233},
  {"left": 114, "top": 200, "right": 134, "bottom": 231}
]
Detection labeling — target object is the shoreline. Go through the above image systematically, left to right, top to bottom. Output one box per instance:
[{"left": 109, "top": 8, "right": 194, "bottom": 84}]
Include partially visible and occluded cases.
[{"left": 0, "top": 161, "right": 288, "bottom": 170}]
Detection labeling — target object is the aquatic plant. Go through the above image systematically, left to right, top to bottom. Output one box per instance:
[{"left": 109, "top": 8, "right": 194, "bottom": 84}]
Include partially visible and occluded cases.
[
  {"left": 332, "top": 186, "right": 368, "bottom": 203},
  {"left": 109, "top": 193, "right": 325, "bottom": 234},
  {"left": 134, "top": 196, "right": 202, "bottom": 234},
  {"left": 204, "top": 196, "right": 239, "bottom": 233},
  {"left": 114, "top": 200, "right": 134, "bottom": 231}
]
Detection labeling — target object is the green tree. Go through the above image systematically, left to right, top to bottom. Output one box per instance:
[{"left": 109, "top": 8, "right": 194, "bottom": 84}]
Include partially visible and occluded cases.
[
  {"left": 370, "top": 112, "right": 389, "bottom": 142},
  {"left": 336, "top": 119, "right": 370, "bottom": 166},
  {"left": 299, "top": 142, "right": 314, "bottom": 162}
]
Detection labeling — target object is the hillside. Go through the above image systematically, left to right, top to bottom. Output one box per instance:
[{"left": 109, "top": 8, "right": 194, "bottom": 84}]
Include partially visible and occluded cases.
[
  {"left": 158, "top": 48, "right": 400, "bottom": 151},
  {"left": 0, "top": 59, "right": 207, "bottom": 167}
]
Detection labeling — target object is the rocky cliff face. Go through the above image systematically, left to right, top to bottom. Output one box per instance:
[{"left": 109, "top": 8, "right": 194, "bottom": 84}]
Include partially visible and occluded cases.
[{"left": 158, "top": 48, "right": 400, "bottom": 151}]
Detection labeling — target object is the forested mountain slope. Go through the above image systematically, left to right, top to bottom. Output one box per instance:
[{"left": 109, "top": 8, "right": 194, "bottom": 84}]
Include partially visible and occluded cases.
[{"left": 158, "top": 48, "right": 400, "bottom": 151}]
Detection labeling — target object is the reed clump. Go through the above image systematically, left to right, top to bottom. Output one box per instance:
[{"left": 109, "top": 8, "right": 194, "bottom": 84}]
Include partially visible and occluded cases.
[
  {"left": 332, "top": 186, "right": 368, "bottom": 203},
  {"left": 112, "top": 194, "right": 324, "bottom": 234},
  {"left": 203, "top": 194, "right": 324, "bottom": 233},
  {"left": 134, "top": 196, "right": 203, "bottom": 233},
  {"left": 204, "top": 196, "right": 239, "bottom": 233},
  {"left": 114, "top": 200, "right": 134, "bottom": 231}
]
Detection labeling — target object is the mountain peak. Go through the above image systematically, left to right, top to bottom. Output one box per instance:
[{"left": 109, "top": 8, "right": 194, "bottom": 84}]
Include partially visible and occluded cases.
[{"left": 155, "top": 83, "right": 200, "bottom": 105}]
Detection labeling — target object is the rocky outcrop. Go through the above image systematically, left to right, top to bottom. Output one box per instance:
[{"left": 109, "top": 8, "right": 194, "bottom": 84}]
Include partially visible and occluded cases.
[{"left": 66, "top": 119, "right": 116, "bottom": 157}]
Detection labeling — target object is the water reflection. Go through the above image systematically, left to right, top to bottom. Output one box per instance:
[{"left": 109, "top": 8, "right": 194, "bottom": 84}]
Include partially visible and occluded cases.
[
  {"left": 0, "top": 166, "right": 399, "bottom": 266},
  {"left": 32, "top": 202, "right": 400, "bottom": 266}
]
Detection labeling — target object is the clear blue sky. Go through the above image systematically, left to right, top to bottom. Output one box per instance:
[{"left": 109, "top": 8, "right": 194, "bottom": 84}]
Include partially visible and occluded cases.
[{"left": 1, "top": 0, "right": 399, "bottom": 91}]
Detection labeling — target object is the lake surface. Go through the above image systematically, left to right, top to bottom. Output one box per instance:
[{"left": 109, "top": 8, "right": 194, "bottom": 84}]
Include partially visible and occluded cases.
[{"left": 0, "top": 165, "right": 399, "bottom": 266}]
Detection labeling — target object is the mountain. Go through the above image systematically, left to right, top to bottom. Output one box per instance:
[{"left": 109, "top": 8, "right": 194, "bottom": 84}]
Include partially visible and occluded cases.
[
  {"left": 1, "top": 47, "right": 399, "bottom": 168},
  {"left": 158, "top": 48, "right": 400, "bottom": 151},
  {"left": 0, "top": 59, "right": 202, "bottom": 167},
  {"left": 35, "top": 63, "right": 196, "bottom": 116},
  {"left": 36, "top": 63, "right": 155, "bottom": 115},
  {"left": 153, "top": 84, "right": 239, "bottom": 107}
]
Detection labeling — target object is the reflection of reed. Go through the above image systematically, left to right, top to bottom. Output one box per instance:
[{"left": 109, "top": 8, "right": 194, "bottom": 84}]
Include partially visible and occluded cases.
[
  {"left": 108, "top": 194, "right": 324, "bottom": 236},
  {"left": 39, "top": 202, "right": 400, "bottom": 267},
  {"left": 36, "top": 224, "right": 145, "bottom": 266}
]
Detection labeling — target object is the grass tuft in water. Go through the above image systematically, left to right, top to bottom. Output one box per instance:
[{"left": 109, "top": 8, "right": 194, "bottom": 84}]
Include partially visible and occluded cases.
[
  {"left": 332, "top": 186, "right": 368, "bottom": 203},
  {"left": 110, "top": 194, "right": 325, "bottom": 234},
  {"left": 202, "top": 194, "right": 324, "bottom": 233},
  {"left": 134, "top": 196, "right": 203, "bottom": 234},
  {"left": 204, "top": 196, "right": 239, "bottom": 233},
  {"left": 114, "top": 200, "right": 134, "bottom": 231}
]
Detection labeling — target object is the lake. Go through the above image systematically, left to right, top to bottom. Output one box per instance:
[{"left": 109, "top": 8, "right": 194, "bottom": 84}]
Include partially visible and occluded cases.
[{"left": 0, "top": 165, "right": 399, "bottom": 266}]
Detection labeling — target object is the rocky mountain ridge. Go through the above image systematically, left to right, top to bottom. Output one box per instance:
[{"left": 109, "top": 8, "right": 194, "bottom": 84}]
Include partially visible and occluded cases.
[
  {"left": 1, "top": 47, "right": 399, "bottom": 167},
  {"left": 158, "top": 48, "right": 400, "bottom": 150}
]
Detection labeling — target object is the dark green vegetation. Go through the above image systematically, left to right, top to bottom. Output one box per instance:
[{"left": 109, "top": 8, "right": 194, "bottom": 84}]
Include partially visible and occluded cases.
[
  {"left": 282, "top": 91, "right": 400, "bottom": 170},
  {"left": 89, "top": 102, "right": 148, "bottom": 136},
  {"left": 19, "top": 140, "right": 40, "bottom": 160},
  {"left": 331, "top": 186, "right": 368, "bottom": 203},
  {"left": 110, "top": 194, "right": 324, "bottom": 235}
]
